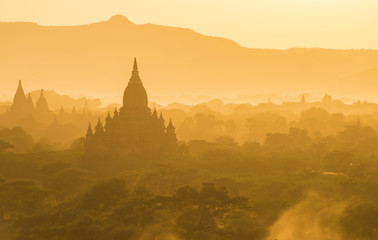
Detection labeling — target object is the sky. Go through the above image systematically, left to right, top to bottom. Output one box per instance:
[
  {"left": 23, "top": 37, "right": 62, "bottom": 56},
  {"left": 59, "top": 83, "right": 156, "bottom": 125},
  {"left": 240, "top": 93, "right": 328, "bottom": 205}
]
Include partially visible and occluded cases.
[{"left": 1, "top": 0, "right": 378, "bottom": 49}]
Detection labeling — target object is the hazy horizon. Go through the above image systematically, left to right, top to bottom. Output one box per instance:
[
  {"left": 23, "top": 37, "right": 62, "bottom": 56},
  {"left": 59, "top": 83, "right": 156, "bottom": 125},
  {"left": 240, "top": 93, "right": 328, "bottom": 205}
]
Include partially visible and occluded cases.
[
  {"left": 1, "top": 0, "right": 378, "bottom": 49},
  {"left": 1, "top": 3, "right": 378, "bottom": 240},
  {"left": 2, "top": 14, "right": 378, "bottom": 51},
  {"left": 2, "top": 18, "right": 378, "bottom": 103},
  {"left": 0, "top": 86, "right": 371, "bottom": 108}
]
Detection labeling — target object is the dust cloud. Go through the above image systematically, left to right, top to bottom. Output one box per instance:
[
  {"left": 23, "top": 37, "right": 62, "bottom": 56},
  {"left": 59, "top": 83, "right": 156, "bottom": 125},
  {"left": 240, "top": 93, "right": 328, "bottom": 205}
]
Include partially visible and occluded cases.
[{"left": 266, "top": 192, "right": 348, "bottom": 240}]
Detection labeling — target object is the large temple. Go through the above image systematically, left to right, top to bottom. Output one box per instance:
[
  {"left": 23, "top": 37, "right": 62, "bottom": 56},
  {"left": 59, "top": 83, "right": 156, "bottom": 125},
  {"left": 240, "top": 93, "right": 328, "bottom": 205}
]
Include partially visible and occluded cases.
[{"left": 84, "top": 58, "right": 177, "bottom": 156}]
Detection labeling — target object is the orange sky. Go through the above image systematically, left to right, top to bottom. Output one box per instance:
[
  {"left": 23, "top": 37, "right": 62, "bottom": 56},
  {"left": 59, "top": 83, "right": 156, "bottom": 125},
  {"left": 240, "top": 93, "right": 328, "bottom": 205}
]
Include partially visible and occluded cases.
[{"left": 1, "top": 0, "right": 378, "bottom": 49}]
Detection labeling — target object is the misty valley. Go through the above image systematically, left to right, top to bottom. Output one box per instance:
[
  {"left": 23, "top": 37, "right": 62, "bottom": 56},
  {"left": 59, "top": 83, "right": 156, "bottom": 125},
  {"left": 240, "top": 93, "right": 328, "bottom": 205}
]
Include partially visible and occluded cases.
[{"left": 0, "top": 60, "right": 377, "bottom": 240}]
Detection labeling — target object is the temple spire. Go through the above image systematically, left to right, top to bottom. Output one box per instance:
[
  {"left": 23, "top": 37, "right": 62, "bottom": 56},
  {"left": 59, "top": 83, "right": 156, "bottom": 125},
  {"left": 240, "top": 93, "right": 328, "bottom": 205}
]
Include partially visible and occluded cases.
[
  {"left": 130, "top": 57, "right": 140, "bottom": 82},
  {"left": 133, "top": 57, "right": 138, "bottom": 71},
  {"left": 123, "top": 58, "right": 147, "bottom": 108},
  {"left": 12, "top": 80, "right": 27, "bottom": 111},
  {"left": 17, "top": 80, "right": 23, "bottom": 92},
  {"left": 36, "top": 89, "right": 49, "bottom": 112},
  {"left": 25, "top": 92, "right": 35, "bottom": 114},
  {"left": 301, "top": 94, "right": 306, "bottom": 104},
  {"left": 59, "top": 106, "right": 65, "bottom": 115},
  {"left": 72, "top": 106, "right": 77, "bottom": 115},
  {"left": 152, "top": 108, "right": 158, "bottom": 119},
  {"left": 159, "top": 112, "right": 164, "bottom": 122},
  {"left": 94, "top": 118, "right": 104, "bottom": 135},
  {"left": 165, "top": 118, "right": 177, "bottom": 152},
  {"left": 167, "top": 118, "right": 174, "bottom": 129},
  {"left": 84, "top": 123, "right": 94, "bottom": 149},
  {"left": 86, "top": 123, "right": 93, "bottom": 138}
]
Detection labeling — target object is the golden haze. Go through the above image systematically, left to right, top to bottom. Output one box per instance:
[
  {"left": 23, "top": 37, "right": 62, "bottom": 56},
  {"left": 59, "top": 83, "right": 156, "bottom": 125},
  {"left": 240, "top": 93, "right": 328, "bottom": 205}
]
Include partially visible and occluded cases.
[
  {"left": 1, "top": 0, "right": 378, "bottom": 49},
  {"left": 0, "top": 4, "right": 378, "bottom": 240},
  {"left": 1, "top": 15, "right": 378, "bottom": 102}
]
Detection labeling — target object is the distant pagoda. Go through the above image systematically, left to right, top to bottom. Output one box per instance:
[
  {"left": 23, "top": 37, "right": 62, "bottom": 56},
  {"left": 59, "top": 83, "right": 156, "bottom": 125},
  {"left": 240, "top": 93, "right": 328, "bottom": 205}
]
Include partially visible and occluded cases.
[
  {"left": 85, "top": 58, "right": 177, "bottom": 156},
  {"left": 10, "top": 81, "right": 50, "bottom": 116}
]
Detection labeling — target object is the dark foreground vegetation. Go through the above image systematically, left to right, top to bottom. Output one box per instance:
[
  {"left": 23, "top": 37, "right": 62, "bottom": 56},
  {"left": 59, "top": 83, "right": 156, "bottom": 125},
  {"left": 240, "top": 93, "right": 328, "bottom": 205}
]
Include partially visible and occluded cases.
[{"left": 0, "top": 122, "right": 378, "bottom": 240}]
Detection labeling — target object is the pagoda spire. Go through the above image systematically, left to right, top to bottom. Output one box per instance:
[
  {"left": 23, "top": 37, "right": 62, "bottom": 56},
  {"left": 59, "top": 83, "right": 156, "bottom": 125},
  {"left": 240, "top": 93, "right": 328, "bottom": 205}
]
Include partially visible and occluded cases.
[
  {"left": 128, "top": 57, "right": 142, "bottom": 84},
  {"left": 133, "top": 57, "right": 138, "bottom": 71},
  {"left": 123, "top": 58, "right": 148, "bottom": 108},
  {"left": 11, "top": 80, "right": 27, "bottom": 112},
  {"left": 36, "top": 89, "right": 49, "bottom": 112},
  {"left": 26, "top": 92, "right": 35, "bottom": 111},
  {"left": 301, "top": 94, "right": 306, "bottom": 104},
  {"left": 59, "top": 106, "right": 65, "bottom": 115},
  {"left": 72, "top": 106, "right": 77, "bottom": 115},
  {"left": 113, "top": 107, "right": 119, "bottom": 117},
  {"left": 152, "top": 108, "right": 158, "bottom": 119},
  {"left": 157, "top": 112, "right": 165, "bottom": 131},
  {"left": 159, "top": 112, "right": 164, "bottom": 122},
  {"left": 94, "top": 118, "right": 104, "bottom": 135},
  {"left": 165, "top": 118, "right": 177, "bottom": 151},
  {"left": 167, "top": 118, "right": 174, "bottom": 129},
  {"left": 84, "top": 123, "right": 94, "bottom": 149},
  {"left": 86, "top": 123, "right": 93, "bottom": 138}
]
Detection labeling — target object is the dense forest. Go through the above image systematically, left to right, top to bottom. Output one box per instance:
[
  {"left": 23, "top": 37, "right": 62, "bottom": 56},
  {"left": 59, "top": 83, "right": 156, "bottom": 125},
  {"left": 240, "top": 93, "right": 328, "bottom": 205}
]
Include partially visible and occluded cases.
[{"left": 0, "top": 98, "right": 378, "bottom": 239}]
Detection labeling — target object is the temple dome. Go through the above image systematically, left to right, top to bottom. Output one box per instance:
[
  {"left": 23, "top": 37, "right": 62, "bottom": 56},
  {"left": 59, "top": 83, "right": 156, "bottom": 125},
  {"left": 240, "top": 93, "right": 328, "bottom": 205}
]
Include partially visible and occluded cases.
[{"left": 123, "top": 58, "right": 148, "bottom": 109}]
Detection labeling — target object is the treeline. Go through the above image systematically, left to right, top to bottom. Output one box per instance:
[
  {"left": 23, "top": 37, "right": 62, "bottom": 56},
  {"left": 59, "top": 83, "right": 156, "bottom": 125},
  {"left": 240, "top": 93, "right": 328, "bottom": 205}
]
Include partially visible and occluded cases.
[
  {"left": 2, "top": 97, "right": 378, "bottom": 150},
  {"left": 0, "top": 104, "right": 378, "bottom": 239},
  {"left": 174, "top": 106, "right": 376, "bottom": 143},
  {"left": 0, "top": 134, "right": 377, "bottom": 239},
  {"left": 11, "top": 180, "right": 263, "bottom": 240}
]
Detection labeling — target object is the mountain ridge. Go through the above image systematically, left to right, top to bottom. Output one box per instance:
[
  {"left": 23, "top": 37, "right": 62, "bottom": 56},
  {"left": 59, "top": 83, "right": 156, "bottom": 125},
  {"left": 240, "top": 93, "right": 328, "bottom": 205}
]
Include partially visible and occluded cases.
[{"left": 1, "top": 15, "right": 378, "bottom": 100}]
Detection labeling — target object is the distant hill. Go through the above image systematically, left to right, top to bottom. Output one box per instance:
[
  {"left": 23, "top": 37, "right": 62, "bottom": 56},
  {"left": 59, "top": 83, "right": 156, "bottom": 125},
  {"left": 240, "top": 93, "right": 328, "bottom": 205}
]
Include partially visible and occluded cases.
[
  {"left": 1, "top": 15, "right": 378, "bottom": 100},
  {"left": 338, "top": 69, "right": 378, "bottom": 97}
]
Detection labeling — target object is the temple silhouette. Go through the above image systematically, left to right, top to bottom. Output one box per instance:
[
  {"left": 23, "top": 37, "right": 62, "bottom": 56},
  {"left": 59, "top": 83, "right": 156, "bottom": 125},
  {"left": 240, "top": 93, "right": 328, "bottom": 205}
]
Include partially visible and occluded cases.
[
  {"left": 84, "top": 58, "right": 177, "bottom": 156},
  {"left": 10, "top": 80, "right": 51, "bottom": 116}
]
